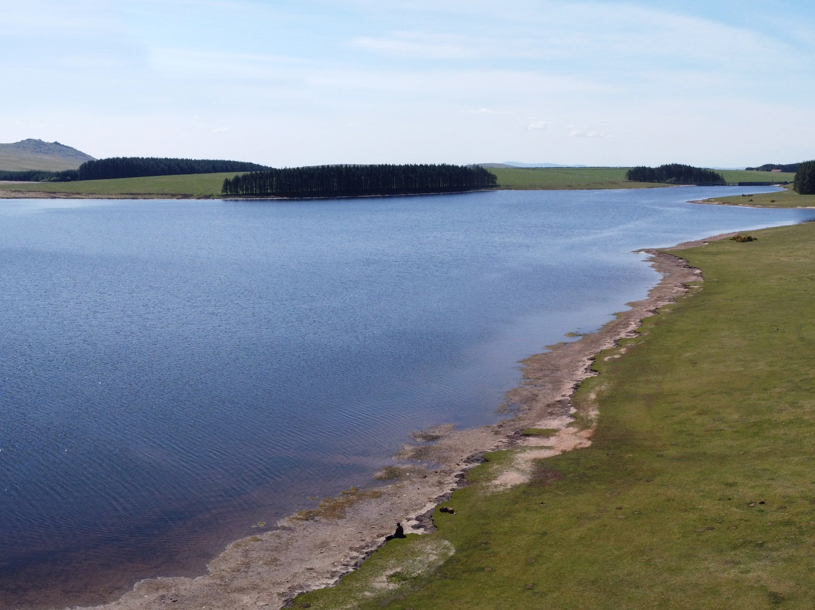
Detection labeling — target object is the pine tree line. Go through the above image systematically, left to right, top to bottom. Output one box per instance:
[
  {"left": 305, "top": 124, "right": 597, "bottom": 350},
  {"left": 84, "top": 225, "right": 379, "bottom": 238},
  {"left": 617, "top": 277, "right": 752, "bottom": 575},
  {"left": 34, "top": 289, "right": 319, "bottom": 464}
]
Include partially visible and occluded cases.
[
  {"left": 70, "top": 157, "right": 268, "bottom": 181},
  {"left": 1, "top": 158, "right": 268, "bottom": 183},
  {"left": 794, "top": 161, "right": 815, "bottom": 194},
  {"left": 222, "top": 164, "right": 498, "bottom": 197},
  {"left": 626, "top": 164, "right": 725, "bottom": 185},
  {"left": 0, "top": 170, "right": 64, "bottom": 182}
]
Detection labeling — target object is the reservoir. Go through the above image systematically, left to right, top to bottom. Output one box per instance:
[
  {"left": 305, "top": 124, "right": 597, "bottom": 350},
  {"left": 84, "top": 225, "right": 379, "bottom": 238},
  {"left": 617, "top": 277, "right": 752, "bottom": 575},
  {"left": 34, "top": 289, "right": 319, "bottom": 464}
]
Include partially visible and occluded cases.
[{"left": 0, "top": 188, "right": 812, "bottom": 608}]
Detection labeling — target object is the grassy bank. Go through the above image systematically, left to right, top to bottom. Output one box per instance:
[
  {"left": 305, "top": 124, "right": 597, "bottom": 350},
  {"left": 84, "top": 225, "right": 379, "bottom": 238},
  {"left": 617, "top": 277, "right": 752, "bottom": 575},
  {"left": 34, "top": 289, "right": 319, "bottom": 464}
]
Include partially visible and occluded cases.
[
  {"left": 0, "top": 172, "right": 232, "bottom": 198},
  {"left": 701, "top": 187, "right": 815, "bottom": 209},
  {"left": 294, "top": 221, "right": 815, "bottom": 609}
]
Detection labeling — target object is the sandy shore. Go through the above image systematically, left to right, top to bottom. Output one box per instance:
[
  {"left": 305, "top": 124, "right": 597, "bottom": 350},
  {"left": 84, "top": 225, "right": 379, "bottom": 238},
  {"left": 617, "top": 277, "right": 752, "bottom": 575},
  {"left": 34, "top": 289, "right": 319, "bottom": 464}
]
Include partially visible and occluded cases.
[{"left": 63, "top": 239, "right": 723, "bottom": 610}]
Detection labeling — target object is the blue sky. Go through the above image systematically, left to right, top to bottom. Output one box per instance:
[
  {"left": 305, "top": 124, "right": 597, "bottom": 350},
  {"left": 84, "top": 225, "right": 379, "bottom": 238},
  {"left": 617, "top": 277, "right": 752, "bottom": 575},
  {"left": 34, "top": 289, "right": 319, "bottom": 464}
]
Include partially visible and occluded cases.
[{"left": 3, "top": 0, "right": 813, "bottom": 166}]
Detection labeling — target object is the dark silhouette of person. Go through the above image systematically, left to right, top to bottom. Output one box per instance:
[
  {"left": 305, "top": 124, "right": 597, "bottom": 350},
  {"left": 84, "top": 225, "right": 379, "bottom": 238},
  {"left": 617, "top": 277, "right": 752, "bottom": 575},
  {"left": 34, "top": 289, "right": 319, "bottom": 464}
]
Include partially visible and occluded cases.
[{"left": 385, "top": 522, "right": 406, "bottom": 541}]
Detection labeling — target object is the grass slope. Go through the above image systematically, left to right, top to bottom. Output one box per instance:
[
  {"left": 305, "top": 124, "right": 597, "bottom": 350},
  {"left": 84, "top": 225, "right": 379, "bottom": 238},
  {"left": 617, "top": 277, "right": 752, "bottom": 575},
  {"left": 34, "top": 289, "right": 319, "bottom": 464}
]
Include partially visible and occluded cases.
[
  {"left": 0, "top": 139, "right": 94, "bottom": 171},
  {"left": 0, "top": 150, "right": 84, "bottom": 172},
  {"left": 490, "top": 167, "right": 655, "bottom": 190},
  {"left": 718, "top": 170, "right": 795, "bottom": 184},
  {"left": 0, "top": 173, "right": 233, "bottom": 198},
  {"left": 702, "top": 188, "right": 815, "bottom": 209},
  {"left": 295, "top": 222, "right": 815, "bottom": 609}
]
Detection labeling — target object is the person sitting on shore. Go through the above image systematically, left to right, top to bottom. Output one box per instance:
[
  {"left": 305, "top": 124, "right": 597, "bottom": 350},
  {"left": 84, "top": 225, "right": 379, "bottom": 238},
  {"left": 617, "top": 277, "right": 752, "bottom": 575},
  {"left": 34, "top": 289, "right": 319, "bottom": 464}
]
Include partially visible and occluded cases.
[{"left": 385, "top": 522, "right": 406, "bottom": 541}]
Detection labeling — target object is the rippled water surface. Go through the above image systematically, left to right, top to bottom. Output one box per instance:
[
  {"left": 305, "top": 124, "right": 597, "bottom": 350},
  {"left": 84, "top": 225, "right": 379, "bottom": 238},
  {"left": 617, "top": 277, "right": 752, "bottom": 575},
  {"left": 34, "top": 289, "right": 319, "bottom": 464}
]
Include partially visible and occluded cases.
[{"left": 1, "top": 188, "right": 813, "bottom": 608}]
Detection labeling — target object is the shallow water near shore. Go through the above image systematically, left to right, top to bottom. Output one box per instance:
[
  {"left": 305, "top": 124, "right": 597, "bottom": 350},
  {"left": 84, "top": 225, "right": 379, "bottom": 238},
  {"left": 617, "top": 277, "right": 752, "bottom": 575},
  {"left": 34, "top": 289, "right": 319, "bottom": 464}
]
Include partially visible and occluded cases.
[{"left": 1, "top": 187, "right": 813, "bottom": 609}]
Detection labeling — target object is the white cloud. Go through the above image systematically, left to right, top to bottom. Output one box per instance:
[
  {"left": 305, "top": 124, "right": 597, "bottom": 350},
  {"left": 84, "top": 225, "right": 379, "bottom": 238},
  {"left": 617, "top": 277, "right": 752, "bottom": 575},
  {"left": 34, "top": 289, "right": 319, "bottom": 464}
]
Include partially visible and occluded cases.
[
  {"left": 0, "top": 0, "right": 124, "bottom": 36},
  {"left": 347, "top": 1, "right": 798, "bottom": 73},
  {"left": 352, "top": 33, "right": 477, "bottom": 60},
  {"left": 472, "top": 108, "right": 512, "bottom": 115},
  {"left": 527, "top": 120, "right": 550, "bottom": 130},
  {"left": 569, "top": 129, "right": 610, "bottom": 138}
]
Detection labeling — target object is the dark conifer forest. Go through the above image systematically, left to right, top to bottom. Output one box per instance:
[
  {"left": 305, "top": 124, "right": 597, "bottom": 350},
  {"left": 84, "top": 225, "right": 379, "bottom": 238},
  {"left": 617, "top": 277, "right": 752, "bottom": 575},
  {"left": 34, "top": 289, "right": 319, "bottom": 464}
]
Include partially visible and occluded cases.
[
  {"left": 69, "top": 157, "right": 267, "bottom": 181},
  {"left": 2, "top": 158, "right": 268, "bottom": 182},
  {"left": 793, "top": 161, "right": 815, "bottom": 194},
  {"left": 221, "top": 164, "right": 498, "bottom": 197},
  {"left": 626, "top": 164, "right": 725, "bottom": 185},
  {"left": 0, "top": 170, "right": 64, "bottom": 182}
]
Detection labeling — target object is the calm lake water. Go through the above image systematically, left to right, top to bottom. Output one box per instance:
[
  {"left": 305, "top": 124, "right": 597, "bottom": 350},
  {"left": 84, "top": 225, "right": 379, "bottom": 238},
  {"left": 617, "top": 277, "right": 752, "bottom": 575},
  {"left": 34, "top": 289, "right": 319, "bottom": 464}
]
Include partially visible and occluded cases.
[{"left": 1, "top": 188, "right": 813, "bottom": 608}]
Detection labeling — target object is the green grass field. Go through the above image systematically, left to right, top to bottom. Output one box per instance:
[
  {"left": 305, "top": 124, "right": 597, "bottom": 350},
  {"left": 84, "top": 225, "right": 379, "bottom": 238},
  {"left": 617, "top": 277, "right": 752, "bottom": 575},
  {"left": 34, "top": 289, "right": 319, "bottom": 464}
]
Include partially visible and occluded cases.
[
  {"left": 1, "top": 167, "right": 645, "bottom": 196},
  {"left": 489, "top": 167, "right": 656, "bottom": 190},
  {"left": 490, "top": 167, "right": 795, "bottom": 191},
  {"left": 0, "top": 168, "right": 801, "bottom": 199},
  {"left": 2, "top": 168, "right": 647, "bottom": 196},
  {"left": 717, "top": 169, "right": 795, "bottom": 184},
  {"left": 0, "top": 173, "right": 234, "bottom": 198},
  {"left": 702, "top": 187, "right": 815, "bottom": 209},
  {"left": 294, "top": 221, "right": 815, "bottom": 609}
]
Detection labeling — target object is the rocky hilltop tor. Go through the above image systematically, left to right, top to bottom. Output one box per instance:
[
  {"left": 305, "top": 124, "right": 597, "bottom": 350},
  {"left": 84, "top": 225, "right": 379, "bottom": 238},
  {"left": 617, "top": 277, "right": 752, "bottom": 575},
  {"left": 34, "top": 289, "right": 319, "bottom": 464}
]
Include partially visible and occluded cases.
[{"left": 0, "top": 138, "right": 95, "bottom": 172}]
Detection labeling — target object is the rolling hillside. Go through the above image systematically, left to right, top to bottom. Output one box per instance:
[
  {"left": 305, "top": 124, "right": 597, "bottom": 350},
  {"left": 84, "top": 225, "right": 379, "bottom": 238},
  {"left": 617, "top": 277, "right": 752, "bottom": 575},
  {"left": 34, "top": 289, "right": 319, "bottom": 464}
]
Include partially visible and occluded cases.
[{"left": 0, "top": 139, "right": 95, "bottom": 171}]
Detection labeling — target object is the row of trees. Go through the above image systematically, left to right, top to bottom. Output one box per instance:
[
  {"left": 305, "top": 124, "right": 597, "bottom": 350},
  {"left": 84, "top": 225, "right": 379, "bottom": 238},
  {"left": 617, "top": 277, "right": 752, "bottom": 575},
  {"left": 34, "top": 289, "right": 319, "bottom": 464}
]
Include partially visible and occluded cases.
[
  {"left": 62, "top": 157, "right": 268, "bottom": 181},
  {"left": 1, "top": 158, "right": 268, "bottom": 183},
  {"left": 794, "top": 161, "right": 815, "bottom": 194},
  {"left": 746, "top": 163, "right": 800, "bottom": 173},
  {"left": 222, "top": 164, "right": 498, "bottom": 197},
  {"left": 626, "top": 164, "right": 726, "bottom": 185},
  {"left": 0, "top": 170, "right": 63, "bottom": 182}
]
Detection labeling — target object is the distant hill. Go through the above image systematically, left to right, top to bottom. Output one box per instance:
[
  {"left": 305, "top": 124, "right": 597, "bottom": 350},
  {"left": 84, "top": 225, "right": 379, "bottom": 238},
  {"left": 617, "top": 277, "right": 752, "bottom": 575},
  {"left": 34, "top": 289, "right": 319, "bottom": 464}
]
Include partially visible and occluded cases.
[
  {"left": 0, "top": 139, "right": 95, "bottom": 171},
  {"left": 745, "top": 162, "right": 801, "bottom": 173}
]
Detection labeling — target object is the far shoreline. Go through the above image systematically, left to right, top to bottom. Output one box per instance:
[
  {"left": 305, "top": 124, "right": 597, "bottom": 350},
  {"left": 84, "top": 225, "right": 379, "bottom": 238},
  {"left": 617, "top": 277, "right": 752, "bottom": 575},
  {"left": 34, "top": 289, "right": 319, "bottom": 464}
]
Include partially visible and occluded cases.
[{"left": 1, "top": 184, "right": 804, "bottom": 205}]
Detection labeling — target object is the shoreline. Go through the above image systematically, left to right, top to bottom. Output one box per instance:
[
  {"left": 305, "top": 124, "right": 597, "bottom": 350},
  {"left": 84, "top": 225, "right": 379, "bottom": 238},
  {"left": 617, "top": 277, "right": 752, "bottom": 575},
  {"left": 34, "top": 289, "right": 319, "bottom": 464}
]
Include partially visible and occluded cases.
[
  {"left": 0, "top": 189, "right": 498, "bottom": 201},
  {"left": 691, "top": 197, "right": 815, "bottom": 210},
  {"left": 68, "top": 234, "right": 725, "bottom": 610}
]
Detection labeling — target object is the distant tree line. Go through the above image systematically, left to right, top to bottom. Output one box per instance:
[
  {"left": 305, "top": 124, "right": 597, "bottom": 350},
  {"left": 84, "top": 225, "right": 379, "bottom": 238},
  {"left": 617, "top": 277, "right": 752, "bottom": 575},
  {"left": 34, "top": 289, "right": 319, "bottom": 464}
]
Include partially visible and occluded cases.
[
  {"left": 66, "top": 157, "right": 268, "bottom": 181},
  {"left": 1, "top": 158, "right": 268, "bottom": 183},
  {"left": 794, "top": 161, "right": 815, "bottom": 195},
  {"left": 746, "top": 163, "right": 801, "bottom": 173},
  {"left": 222, "top": 164, "right": 498, "bottom": 197},
  {"left": 626, "top": 164, "right": 726, "bottom": 185},
  {"left": 0, "top": 170, "right": 64, "bottom": 182}
]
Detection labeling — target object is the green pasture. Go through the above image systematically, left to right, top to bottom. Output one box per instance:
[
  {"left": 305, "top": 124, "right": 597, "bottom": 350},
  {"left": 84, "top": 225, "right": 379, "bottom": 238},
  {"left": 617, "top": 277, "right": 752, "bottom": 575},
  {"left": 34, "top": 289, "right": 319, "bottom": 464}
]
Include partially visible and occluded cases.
[
  {"left": 489, "top": 167, "right": 656, "bottom": 190},
  {"left": 489, "top": 167, "right": 795, "bottom": 191},
  {"left": 0, "top": 168, "right": 802, "bottom": 199},
  {"left": 718, "top": 169, "right": 795, "bottom": 184},
  {"left": 0, "top": 173, "right": 235, "bottom": 198},
  {"left": 703, "top": 187, "right": 815, "bottom": 209},
  {"left": 295, "top": 221, "right": 815, "bottom": 609}
]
